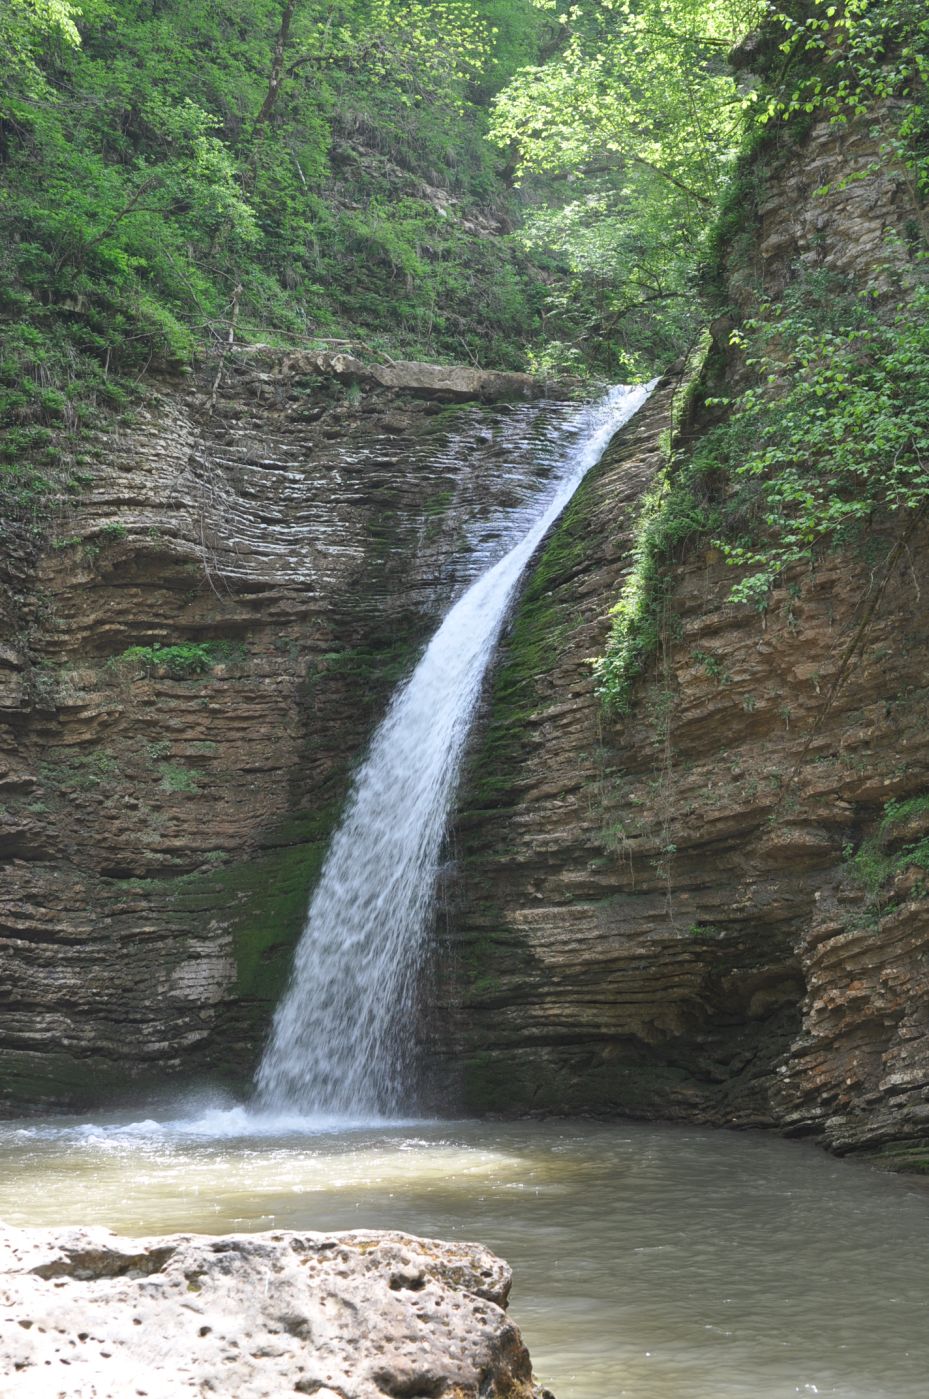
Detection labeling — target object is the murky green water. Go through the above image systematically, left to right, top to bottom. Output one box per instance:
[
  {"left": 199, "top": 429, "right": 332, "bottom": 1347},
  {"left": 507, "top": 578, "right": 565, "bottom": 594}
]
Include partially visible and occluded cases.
[{"left": 1, "top": 1108, "right": 927, "bottom": 1398}]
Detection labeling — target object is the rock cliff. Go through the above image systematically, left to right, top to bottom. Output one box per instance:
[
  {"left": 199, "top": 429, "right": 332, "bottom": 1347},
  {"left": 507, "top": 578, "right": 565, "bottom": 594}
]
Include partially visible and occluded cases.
[
  {"left": 4, "top": 91, "right": 928, "bottom": 1170},
  {"left": 433, "top": 110, "right": 929, "bottom": 1166},
  {"left": 0, "top": 353, "right": 562, "bottom": 1111},
  {"left": 0, "top": 1224, "right": 544, "bottom": 1398}
]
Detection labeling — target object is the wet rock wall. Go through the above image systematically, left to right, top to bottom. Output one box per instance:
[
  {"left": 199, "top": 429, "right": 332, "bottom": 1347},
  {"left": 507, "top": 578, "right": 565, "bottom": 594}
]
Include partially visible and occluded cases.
[
  {"left": 433, "top": 110, "right": 929, "bottom": 1163},
  {"left": 0, "top": 354, "right": 561, "bottom": 1110}
]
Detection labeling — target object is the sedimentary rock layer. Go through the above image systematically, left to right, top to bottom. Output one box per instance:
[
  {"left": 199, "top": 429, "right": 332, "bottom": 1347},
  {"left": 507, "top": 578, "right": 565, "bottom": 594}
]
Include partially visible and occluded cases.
[
  {"left": 434, "top": 110, "right": 929, "bottom": 1162},
  {"left": 278, "top": 351, "right": 554, "bottom": 402},
  {"left": 0, "top": 354, "right": 562, "bottom": 1110},
  {"left": 0, "top": 1225, "right": 543, "bottom": 1398}
]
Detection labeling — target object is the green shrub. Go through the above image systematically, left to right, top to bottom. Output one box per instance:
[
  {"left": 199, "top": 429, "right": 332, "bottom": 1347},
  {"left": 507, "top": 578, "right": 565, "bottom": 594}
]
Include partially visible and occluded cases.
[
  {"left": 700, "top": 275, "right": 929, "bottom": 606},
  {"left": 115, "top": 640, "right": 245, "bottom": 678},
  {"left": 157, "top": 762, "right": 203, "bottom": 794},
  {"left": 846, "top": 792, "right": 929, "bottom": 905}
]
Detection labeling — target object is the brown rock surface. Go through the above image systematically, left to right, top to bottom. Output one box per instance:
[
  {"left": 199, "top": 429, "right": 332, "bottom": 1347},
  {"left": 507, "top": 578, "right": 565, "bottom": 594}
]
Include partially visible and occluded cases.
[
  {"left": 431, "top": 110, "right": 929, "bottom": 1161},
  {"left": 0, "top": 353, "right": 572, "bottom": 1111},
  {"left": 434, "top": 381, "right": 929, "bottom": 1156},
  {"left": 0, "top": 1224, "right": 542, "bottom": 1398}
]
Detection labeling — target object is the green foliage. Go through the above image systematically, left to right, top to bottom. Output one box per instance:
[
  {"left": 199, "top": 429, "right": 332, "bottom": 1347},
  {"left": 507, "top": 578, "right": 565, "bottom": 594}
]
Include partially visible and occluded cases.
[
  {"left": 0, "top": 0, "right": 557, "bottom": 448},
  {"left": 0, "top": 0, "right": 81, "bottom": 107},
  {"left": 0, "top": 0, "right": 570, "bottom": 536},
  {"left": 490, "top": 0, "right": 765, "bottom": 373},
  {"left": 490, "top": 0, "right": 758, "bottom": 180},
  {"left": 492, "top": 0, "right": 929, "bottom": 373},
  {"left": 593, "top": 0, "right": 929, "bottom": 714},
  {"left": 758, "top": 0, "right": 929, "bottom": 196},
  {"left": 515, "top": 179, "right": 705, "bottom": 375},
  {"left": 595, "top": 268, "right": 929, "bottom": 713},
  {"left": 699, "top": 274, "right": 929, "bottom": 603},
  {"left": 592, "top": 340, "right": 716, "bottom": 714},
  {"left": 593, "top": 468, "right": 718, "bottom": 711},
  {"left": 115, "top": 640, "right": 245, "bottom": 678},
  {"left": 39, "top": 746, "right": 119, "bottom": 791},
  {"left": 156, "top": 762, "right": 204, "bottom": 794},
  {"left": 845, "top": 791, "right": 929, "bottom": 907},
  {"left": 882, "top": 794, "right": 929, "bottom": 828},
  {"left": 688, "top": 921, "right": 724, "bottom": 939}
]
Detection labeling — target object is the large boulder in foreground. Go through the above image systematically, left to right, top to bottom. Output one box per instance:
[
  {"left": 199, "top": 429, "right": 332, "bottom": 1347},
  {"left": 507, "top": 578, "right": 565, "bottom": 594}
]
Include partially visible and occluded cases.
[{"left": 0, "top": 1226, "right": 548, "bottom": 1398}]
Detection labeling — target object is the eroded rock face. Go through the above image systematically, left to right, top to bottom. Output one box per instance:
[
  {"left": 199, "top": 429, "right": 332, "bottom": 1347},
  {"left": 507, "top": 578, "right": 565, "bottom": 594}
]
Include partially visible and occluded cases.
[
  {"left": 432, "top": 111, "right": 929, "bottom": 1161},
  {"left": 280, "top": 351, "right": 551, "bottom": 402},
  {"left": 0, "top": 353, "right": 566, "bottom": 1111},
  {"left": 0, "top": 1225, "right": 543, "bottom": 1398}
]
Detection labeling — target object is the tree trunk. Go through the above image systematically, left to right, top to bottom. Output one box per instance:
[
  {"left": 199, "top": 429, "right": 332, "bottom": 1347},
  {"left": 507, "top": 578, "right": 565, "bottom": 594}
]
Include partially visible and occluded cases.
[{"left": 254, "top": 0, "right": 298, "bottom": 133}]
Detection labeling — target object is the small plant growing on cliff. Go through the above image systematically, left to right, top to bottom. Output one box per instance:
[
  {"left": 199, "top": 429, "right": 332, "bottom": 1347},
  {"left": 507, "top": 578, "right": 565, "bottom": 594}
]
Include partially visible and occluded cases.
[
  {"left": 114, "top": 640, "right": 245, "bottom": 679},
  {"left": 117, "top": 643, "right": 214, "bottom": 677},
  {"left": 39, "top": 748, "right": 119, "bottom": 791},
  {"left": 157, "top": 762, "right": 203, "bottom": 794},
  {"left": 845, "top": 793, "right": 929, "bottom": 908},
  {"left": 688, "top": 922, "right": 723, "bottom": 940}
]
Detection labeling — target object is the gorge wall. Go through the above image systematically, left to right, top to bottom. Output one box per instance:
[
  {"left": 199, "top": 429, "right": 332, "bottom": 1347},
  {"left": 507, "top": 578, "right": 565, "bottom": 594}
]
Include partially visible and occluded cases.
[
  {"left": 3, "top": 82, "right": 928, "bottom": 1173},
  {"left": 432, "top": 109, "right": 929, "bottom": 1166},
  {"left": 0, "top": 354, "right": 556, "bottom": 1110}
]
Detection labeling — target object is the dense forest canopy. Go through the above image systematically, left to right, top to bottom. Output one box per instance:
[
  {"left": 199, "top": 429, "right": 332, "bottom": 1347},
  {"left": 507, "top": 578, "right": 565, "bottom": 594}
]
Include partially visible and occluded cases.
[
  {"left": 2, "top": 0, "right": 928, "bottom": 595},
  {"left": 2, "top": 0, "right": 764, "bottom": 395},
  {"left": 3, "top": 0, "right": 924, "bottom": 388}
]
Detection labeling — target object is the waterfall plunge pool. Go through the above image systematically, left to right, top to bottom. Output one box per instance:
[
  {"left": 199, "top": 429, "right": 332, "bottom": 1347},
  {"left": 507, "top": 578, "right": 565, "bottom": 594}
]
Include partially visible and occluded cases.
[
  {"left": 6, "top": 389, "right": 925, "bottom": 1394},
  {"left": 2, "top": 1110, "right": 927, "bottom": 1398}
]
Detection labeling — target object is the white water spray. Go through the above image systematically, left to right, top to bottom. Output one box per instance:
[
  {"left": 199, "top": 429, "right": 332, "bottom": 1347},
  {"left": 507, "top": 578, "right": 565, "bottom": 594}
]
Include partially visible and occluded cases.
[{"left": 255, "top": 382, "right": 653, "bottom": 1117}]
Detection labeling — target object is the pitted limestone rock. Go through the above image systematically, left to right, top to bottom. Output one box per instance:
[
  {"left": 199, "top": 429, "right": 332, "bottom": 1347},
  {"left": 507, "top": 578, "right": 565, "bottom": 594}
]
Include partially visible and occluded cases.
[{"left": 0, "top": 1225, "right": 545, "bottom": 1399}]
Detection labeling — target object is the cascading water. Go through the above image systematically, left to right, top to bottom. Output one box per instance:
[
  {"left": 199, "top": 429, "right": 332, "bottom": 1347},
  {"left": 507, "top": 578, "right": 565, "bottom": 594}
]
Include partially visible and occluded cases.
[{"left": 255, "top": 381, "right": 655, "bottom": 1118}]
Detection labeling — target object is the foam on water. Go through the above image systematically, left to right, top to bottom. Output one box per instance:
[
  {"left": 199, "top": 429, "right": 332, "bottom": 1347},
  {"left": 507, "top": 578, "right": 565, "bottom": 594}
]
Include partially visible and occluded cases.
[
  {"left": 255, "top": 382, "right": 655, "bottom": 1116},
  {"left": 0, "top": 1100, "right": 429, "bottom": 1146},
  {"left": 0, "top": 1115, "right": 928, "bottom": 1398}
]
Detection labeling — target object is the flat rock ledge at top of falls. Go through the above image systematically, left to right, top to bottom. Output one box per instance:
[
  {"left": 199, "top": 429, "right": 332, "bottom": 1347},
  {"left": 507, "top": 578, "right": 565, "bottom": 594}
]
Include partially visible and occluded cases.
[
  {"left": 242, "top": 347, "right": 568, "bottom": 401},
  {"left": 0, "top": 1225, "right": 552, "bottom": 1399}
]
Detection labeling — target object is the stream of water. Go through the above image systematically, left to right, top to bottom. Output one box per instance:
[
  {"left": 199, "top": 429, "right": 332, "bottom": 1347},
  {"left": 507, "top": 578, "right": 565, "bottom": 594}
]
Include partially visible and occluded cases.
[
  {"left": 256, "top": 381, "right": 654, "bottom": 1115},
  {"left": 5, "top": 385, "right": 929, "bottom": 1397},
  {"left": 1, "top": 1110, "right": 928, "bottom": 1398}
]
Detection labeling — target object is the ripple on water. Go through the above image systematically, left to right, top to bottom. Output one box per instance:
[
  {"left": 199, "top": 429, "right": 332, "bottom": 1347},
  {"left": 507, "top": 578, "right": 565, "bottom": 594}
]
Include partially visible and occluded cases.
[{"left": 1, "top": 1110, "right": 928, "bottom": 1399}]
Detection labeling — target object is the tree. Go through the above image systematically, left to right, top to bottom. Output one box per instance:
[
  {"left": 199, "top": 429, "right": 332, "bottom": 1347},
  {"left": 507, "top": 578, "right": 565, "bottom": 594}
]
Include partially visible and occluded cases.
[
  {"left": 1, "top": 0, "right": 81, "bottom": 110},
  {"left": 489, "top": 0, "right": 763, "bottom": 372}
]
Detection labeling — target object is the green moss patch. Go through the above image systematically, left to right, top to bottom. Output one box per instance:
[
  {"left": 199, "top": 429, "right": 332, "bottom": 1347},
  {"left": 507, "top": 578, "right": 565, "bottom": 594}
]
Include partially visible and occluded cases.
[{"left": 465, "top": 482, "right": 592, "bottom": 808}]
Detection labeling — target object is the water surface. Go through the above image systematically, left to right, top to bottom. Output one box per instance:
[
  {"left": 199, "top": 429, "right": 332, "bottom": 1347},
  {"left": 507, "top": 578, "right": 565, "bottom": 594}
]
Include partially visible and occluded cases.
[{"left": 1, "top": 1112, "right": 927, "bottom": 1398}]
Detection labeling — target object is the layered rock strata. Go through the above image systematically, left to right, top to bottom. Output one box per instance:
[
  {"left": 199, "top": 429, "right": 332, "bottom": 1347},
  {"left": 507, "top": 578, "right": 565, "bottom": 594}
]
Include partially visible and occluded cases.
[
  {"left": 434, "top": 111, "right": 929, "bottom": 1162},
  {"left": 278, "top": 351, "right": 554, "bottom": 402},
  {"left": 0, "top": 353, "right": 564, "bottom": 1111},
  {"left": 0, "top": 1224, "right": 543, "bottom": 1398}
]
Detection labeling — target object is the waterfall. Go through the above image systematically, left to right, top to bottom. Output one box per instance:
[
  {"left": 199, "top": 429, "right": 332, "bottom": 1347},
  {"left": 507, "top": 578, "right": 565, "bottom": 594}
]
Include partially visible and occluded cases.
[{"left": 255, "top": 382, "right": 654, "bottom": 1118}]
